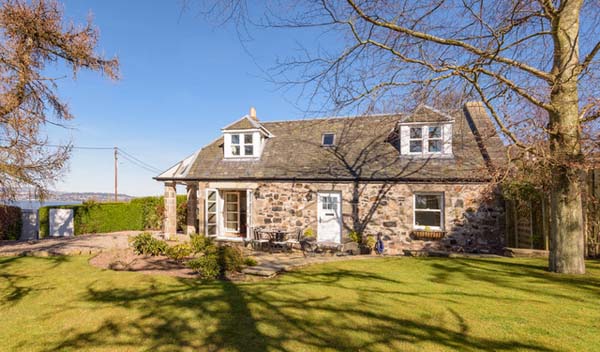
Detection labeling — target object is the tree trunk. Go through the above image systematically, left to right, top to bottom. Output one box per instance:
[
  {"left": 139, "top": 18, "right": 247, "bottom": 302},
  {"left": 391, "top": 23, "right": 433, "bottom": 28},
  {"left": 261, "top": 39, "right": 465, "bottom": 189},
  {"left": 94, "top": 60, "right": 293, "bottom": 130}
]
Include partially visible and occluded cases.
[{"left": 548, "top": 0, "right": 586, "bottom": 274}]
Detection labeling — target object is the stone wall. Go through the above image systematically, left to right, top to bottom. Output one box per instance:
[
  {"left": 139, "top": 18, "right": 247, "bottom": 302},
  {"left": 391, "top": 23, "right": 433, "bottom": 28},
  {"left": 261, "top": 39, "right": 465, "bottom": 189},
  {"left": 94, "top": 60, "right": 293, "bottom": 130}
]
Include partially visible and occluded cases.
[
  {"left": 190, "top": 180, "right": 504, "bottom": 254},
  {"left": 252, "top": 181, "right": 505, "bottom": 255}
]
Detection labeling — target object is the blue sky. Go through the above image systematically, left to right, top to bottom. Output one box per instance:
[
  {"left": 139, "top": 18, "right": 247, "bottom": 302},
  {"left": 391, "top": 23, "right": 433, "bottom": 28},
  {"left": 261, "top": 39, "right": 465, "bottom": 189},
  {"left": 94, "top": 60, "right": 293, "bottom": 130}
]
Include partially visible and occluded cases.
[{"left": 48, "top": 1, "right": 322, "bottom": 196}]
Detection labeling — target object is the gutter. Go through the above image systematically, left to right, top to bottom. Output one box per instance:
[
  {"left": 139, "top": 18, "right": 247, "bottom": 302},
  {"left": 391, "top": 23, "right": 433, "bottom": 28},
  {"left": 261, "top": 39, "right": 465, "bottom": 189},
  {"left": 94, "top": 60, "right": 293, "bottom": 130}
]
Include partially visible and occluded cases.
[{"left": 153, "top": 176, "right": 491, "bottom": 184}]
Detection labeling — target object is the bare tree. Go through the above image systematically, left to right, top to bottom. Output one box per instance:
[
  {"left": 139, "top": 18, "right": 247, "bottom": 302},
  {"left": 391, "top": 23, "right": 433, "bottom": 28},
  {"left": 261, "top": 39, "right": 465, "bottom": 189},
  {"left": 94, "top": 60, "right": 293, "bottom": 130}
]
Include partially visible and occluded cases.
[
  {"left": 0, "top": 0, "right": 118, "bottom": 200},
  {"left": 194, "top": 0, "right": 600, "bottom": 274}
]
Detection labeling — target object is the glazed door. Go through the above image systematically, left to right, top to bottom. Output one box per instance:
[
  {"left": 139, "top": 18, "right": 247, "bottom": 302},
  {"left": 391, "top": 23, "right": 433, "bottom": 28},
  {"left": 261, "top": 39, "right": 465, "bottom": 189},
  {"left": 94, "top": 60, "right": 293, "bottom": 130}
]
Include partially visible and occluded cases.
[{"left": 317, "top": 192, "right": 342, "bottom": 243}]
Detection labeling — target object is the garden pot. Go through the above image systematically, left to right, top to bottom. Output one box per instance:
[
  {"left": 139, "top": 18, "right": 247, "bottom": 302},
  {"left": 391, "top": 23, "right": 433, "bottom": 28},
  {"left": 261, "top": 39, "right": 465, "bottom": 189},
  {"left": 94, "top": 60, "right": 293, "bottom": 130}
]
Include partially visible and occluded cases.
[
  {"left": 411, "top": 231, "right": 446, "bottom": 240},
  {"left": 359, "top": 245, "right": 372, "bottom": 255}
]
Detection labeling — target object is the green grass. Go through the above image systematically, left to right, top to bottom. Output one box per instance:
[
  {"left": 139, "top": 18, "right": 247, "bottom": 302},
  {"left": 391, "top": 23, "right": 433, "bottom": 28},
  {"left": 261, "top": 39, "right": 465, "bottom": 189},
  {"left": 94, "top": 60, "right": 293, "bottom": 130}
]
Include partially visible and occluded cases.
[{"left": 1, "top": 256, "right": 599, "bottom": 351}]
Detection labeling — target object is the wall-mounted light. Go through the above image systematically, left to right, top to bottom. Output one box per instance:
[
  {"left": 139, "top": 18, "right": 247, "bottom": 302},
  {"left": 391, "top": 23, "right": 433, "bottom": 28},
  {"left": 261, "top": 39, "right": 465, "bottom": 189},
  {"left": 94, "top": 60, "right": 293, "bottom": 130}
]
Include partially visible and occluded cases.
[{"left": 306, "top": 190, "right": 313, "bottom": 202}]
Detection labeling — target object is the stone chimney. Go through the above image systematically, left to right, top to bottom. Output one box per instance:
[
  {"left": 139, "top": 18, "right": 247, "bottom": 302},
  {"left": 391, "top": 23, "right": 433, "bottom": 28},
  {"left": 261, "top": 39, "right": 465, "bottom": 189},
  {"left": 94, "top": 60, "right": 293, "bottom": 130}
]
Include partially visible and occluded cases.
[{"left": 249, "top": 106, "right": 258, "bottom": 121}]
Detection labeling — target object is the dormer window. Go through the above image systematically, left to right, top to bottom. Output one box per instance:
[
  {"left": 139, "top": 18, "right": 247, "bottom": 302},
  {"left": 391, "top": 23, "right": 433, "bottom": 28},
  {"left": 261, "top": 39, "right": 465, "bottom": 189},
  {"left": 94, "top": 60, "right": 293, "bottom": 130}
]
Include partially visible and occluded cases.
[
  {"left": 221, "top": 109, "right": 273, "bottom": 159},
  {"left": 400, "top": 123, "right": 452, "bottom": 156},
  {"left": 427, "top": 126, "right": 442, "bottom": 153},
  {"left": 409, "top": 127, "right": 423, "bottom": 153},
  {"left": 227, "top": 133, "right": 256, "bottom": 157},
  {"left": 322, "top": 133, "right": 335, "bottom": 146},
  {"left": 231, "top": 134, "right": 241, "bottom": 156},
  {"left": 244, "top": 134, "right": 254, "bottom": 155}
]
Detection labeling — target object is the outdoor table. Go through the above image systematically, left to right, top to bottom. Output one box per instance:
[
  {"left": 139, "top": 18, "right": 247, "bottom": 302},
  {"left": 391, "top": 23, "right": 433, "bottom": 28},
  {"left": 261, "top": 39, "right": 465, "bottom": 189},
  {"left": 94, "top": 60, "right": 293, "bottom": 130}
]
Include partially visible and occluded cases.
[{"left": 261, "top": 229, "right": 292, "bottom": 252}]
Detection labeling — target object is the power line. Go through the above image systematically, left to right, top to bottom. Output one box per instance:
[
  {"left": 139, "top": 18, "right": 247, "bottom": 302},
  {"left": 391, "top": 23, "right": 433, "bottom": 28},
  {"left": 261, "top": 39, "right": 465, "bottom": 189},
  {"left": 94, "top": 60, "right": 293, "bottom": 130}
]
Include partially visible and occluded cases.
[
  {"left": 1, "top": 138, "right": 162, "bottom": 173},
  {"left": 117, "top": 147, "right": 161, "bottom": 172},
  {"left": 118, "top": 152, "right": 161, "bottom": 173}
]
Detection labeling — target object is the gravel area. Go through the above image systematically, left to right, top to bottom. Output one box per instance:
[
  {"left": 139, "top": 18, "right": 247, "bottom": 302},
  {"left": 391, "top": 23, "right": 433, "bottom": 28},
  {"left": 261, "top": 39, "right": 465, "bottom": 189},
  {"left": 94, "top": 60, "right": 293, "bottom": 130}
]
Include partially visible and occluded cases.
[
  {"left": 0, "top": 231, "right": 159, "bottom": 257},
  {"left": 89, "top": 249, "right": 198, "bottom": 278}
]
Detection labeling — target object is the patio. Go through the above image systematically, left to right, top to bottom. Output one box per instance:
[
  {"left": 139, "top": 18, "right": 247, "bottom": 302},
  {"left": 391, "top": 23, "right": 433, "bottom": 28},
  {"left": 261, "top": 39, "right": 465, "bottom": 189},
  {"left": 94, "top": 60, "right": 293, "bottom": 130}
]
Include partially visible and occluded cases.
[{"left": 241, "top": 251, "right": 374, "bottom": 278}]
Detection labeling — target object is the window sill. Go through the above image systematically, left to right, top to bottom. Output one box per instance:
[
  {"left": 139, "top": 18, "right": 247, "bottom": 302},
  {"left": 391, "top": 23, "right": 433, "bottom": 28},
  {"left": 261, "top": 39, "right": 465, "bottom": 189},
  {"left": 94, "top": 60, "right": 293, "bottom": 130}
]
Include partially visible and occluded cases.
[
  {"left": 399, "top": 154, "right": 453, "bottom": 159},
  {"left": 223, "top": 156, "right": 260, "bottom": 161}
]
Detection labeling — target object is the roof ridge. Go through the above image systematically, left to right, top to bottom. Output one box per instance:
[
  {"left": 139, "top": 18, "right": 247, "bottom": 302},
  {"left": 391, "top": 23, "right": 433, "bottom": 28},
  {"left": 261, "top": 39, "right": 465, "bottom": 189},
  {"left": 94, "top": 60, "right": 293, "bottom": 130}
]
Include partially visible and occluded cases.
[{"left": 261, "top": 112, "right": 403, "bottom": 125}]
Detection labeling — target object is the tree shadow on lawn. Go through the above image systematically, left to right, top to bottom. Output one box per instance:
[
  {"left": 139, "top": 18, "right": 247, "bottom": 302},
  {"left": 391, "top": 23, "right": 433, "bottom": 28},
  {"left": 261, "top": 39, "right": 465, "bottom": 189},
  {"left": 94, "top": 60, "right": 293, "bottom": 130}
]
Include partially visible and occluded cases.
[
  {"left": 0, "top": 256, "right": 66, "bottom": 305},
  {"left": 426, "top": 258, "right": 600, "bottom": 301},
  {"left": 47, "top": 265, "right": 554, "bottom": 352}
]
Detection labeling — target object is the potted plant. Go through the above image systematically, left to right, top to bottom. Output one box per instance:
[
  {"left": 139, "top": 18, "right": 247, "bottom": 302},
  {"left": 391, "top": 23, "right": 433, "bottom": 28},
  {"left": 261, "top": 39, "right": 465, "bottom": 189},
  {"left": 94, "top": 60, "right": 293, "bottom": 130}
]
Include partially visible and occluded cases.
[
  {"left": 411, "top": 226, "right": 447, "bottom": 240},
  {"left": 303, "top": 228, "right": 316, "bottom": 241},
  {"left": 349, "top": 231, "right": 374, "bottom": 254}
]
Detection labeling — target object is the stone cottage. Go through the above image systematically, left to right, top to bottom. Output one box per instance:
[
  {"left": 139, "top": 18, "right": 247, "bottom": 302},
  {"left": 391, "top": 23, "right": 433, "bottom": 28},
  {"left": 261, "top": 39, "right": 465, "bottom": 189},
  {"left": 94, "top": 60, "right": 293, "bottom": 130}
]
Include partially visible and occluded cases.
[{"left": 155, "top": 102, "right": 506, "bottom": 254}]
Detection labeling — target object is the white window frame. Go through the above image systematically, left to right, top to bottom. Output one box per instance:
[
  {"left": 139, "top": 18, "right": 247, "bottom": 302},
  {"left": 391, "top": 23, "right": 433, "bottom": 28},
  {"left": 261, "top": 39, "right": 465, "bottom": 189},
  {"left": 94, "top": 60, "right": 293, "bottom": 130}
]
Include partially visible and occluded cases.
[
  {"left": 407, "top": 125, "right": 444, "bottom": 156},
  {"left": 426, "top": 126, "right": 443, "bottom": 153},
  {"left": 408, "top": 127, "right": 424, "bottom": 154},
  {"left": 224, "top": 131, "right": 259, "bottom": 158},
  {"left": 243, "top": 133, "right": 254, "bottom": 156},
  {"left": 322, "top": 133, "right": 336, "bottom": 147},
  {"left": 230, "top": 134, "right": 241, "bottom": 156},
  {"left": 205, "top": 189, "right": 218, "bottom": 237},
  {"left": 224, "top": 191, "right": 240, "bottom": 233},
  {"left": 413, "top": 193, "right": 444, "bottom": 231}
]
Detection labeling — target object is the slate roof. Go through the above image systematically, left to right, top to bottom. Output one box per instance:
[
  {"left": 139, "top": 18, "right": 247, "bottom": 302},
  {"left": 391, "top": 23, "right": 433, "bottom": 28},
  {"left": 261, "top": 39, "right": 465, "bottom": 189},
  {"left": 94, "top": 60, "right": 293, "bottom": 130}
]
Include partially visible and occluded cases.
[
  {"left": 156, "top": 104, "right": 505, "bottom": 182},
  {"left": 401, "top": 105, "right": 454, "bottom": 123},
  {"left": 222, "top": 116, "right": 260, "bottom": 130}
]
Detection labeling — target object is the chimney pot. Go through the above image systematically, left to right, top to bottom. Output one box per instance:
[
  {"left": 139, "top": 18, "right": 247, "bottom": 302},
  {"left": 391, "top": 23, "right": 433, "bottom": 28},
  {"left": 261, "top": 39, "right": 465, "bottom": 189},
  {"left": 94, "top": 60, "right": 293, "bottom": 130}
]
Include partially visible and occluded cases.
[{"left": 249, "top": 107, "right": 257, "bottom": 120}]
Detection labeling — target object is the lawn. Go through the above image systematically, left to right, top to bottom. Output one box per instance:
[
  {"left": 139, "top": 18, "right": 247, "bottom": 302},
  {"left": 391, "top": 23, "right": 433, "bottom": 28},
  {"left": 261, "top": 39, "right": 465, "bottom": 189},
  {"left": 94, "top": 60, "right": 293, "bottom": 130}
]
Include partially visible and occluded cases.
[{"left": 1, "top": 256, "right": 599, "bottom": 352}]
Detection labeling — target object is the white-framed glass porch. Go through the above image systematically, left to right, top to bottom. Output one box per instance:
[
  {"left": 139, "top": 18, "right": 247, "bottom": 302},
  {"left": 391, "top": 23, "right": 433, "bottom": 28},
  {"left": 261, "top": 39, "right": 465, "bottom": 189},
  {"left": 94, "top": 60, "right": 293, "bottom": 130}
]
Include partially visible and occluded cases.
[{"left": 205, "top": 188, "right": 253, "bottom": 241}]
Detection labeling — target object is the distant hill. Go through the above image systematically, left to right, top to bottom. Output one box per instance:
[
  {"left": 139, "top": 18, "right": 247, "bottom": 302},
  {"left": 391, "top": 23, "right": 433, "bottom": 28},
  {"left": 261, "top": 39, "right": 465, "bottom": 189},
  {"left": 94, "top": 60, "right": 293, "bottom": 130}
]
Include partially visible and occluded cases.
[{"left": 12, "top": 189, "right": 135, "bottom": 202}]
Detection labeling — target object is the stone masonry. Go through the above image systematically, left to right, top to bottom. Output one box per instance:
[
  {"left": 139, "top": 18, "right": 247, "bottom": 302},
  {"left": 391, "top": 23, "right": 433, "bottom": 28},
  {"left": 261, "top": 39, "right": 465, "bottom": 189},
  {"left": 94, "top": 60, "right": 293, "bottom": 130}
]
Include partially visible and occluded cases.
[
  {"left": 192, "top": 181, "right": 505, "bottom": 255},
  {"left": 251, "top": 181, "right": 504, "bottom": 255},
  {"left": 163, "top": 182, "right": 177, "bottom": 238},
  {"left": 186, "top": 183, "right": 198, "bottom": 235}
]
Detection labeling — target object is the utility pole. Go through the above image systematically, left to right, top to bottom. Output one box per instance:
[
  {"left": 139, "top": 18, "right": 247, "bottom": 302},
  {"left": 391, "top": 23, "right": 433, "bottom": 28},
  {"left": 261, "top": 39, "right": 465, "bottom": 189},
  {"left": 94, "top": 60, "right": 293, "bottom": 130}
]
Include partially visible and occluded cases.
[{"left": 114, "top": 147, "right": 118, "bottom": 202}]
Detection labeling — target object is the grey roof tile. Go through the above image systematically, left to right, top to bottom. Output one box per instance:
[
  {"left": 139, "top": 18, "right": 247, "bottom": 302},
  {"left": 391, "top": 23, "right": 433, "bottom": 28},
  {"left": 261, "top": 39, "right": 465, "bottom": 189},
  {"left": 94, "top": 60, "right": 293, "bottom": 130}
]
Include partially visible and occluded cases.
[{"left": 157, "top": 105, "right": 506, "bottom": 182}]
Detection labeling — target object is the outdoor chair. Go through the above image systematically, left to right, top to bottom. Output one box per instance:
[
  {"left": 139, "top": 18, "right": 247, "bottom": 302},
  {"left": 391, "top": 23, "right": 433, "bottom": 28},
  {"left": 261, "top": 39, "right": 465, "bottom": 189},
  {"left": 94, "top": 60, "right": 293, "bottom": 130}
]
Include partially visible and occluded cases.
[
  {"left": 251, "top": 228, "right": 269, "bottom": 251},
  {"left": 284, "top": 228, "right": 302, "bottom": 250},
  {"left": 270, "top": 230, "right": 291, "bottom": 253},
  {"left": 300, "top": 234, "right": 318, "bottom": 257}
]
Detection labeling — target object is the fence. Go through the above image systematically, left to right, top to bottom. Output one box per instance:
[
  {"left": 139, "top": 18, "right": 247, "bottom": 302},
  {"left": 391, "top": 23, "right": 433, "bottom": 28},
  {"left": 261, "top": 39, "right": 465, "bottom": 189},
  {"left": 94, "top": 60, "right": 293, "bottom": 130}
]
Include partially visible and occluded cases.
[{"left": 506, "top": 169, "right": 600, "bottom": 257}]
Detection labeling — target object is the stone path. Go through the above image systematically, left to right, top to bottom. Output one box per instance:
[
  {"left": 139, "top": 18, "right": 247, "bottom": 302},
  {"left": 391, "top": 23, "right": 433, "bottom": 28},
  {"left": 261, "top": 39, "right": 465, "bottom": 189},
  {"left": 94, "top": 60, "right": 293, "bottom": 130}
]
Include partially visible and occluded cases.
[
  {"left": 0, "top": 231, "right": 155, "bottom": 257},
  {"left": 242, "top": 251, "right": 377, "bottom": 277}
]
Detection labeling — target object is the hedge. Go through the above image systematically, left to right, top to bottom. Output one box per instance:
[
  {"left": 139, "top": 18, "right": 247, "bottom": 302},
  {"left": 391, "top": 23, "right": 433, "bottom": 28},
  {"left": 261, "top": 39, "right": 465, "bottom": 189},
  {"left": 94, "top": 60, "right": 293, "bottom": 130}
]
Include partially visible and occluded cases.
[
  {"left": 39, "top": 195, "right": 188, "bottom": 238},
  {"left": 0, "top": 205, "right": 22, "bottom": 240}
]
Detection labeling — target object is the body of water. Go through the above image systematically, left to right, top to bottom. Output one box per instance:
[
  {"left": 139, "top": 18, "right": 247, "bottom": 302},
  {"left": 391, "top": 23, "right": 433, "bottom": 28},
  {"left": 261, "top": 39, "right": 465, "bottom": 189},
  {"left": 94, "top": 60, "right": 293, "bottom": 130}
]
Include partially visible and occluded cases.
[{"left": 4, "top": 200, "right": 82, "bottom": 211}]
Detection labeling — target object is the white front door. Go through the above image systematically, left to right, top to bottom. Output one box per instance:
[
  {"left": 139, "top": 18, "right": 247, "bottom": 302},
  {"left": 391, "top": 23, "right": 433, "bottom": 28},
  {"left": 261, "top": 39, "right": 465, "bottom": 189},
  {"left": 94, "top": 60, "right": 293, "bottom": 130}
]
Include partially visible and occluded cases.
[{"left": 317, "top": 192, "right": 342, "bottom": 243}]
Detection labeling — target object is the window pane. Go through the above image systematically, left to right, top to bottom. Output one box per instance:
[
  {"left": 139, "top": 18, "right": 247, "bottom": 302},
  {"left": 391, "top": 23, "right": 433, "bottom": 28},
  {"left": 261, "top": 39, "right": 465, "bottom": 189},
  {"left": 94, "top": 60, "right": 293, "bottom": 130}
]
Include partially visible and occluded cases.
[
  {"left": 428, "top": 126, "right": 441, "bottom": 138},
  {"left": 410, "top": 127, "right": 422, "bottom": 139},
  {"left": 322, "top": 133, "right": 335, "bottom": 145},
  {"left": 231, "top": 134, "right": 240, "bottom": 144},
  {"left": 244, "top": 134, "right": 253, "bottom": 144},
  {"left": 429, "top": 140, "right": 442, "bottom": 152},
  {"left": 410, "top": 141, "right": 422, "bottom": 152},
  {"left": 244, "top": 145, "right": 254, "bottom": 155},
  {"left": 231, "top": 146, "right": 240, "bottom": 156},
  {"left": 208, "top": 191, "right": 216, "bottom": 201},
  {"left": 226, "top": 193, "right": 238, "bottom": 202},
  {"left": 415, "top": 194, "right": 441, "bottom": 209},
  {"left": 208, "top": 203, "right": 216, "bottom": 212},
  {"left": 226, "top": 203, "right": 237, "bottom": 212},
  {"left": 415, "top": 211, "right": 441, "bottom": 227},
  {"left": 226, "top": 213, "right": 238, "bottom": 221},
  {"left": 208, "top": 214, "right": 216, "bottom": 223},
  {"left": 226, "top": 221, "right": 238, "bottom": 229},
  {"left": 207, "top": 225, "right": 216, "bottom": 235}
]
